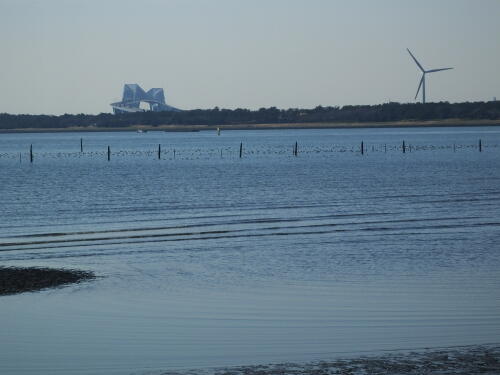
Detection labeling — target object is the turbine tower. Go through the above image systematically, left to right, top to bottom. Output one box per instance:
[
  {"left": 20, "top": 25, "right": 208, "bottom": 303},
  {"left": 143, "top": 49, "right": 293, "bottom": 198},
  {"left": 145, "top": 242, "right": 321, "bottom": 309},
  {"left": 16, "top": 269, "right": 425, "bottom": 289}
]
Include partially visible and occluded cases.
[{"left": 407, "top": 49, "right": 453, "bottom": 104}]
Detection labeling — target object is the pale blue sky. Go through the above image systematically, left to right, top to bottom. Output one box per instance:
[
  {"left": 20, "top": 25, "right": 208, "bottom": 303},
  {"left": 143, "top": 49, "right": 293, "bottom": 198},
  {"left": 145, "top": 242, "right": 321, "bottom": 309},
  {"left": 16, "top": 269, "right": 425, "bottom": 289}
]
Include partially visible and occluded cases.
[{"left": 1, "top": 0, "right": 499, "bottom": 114}]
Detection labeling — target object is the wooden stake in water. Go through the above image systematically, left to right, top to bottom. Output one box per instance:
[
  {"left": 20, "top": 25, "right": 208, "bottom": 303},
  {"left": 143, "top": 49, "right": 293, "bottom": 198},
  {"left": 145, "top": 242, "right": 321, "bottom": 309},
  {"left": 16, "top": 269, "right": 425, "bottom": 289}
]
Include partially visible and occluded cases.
[
  {"left": 217, "top": 127, "right": 221, "bottom": 136},
  {"left": 80, "top": 138, "right": 83, "bottom": 153},
  {"left": 479, "top": 139, "right": 482, "bottom": 152},
  {"left": 402, "top": 140, "right": 406, "bottom": 153},
  {"left": 294, "top": 141, "right": 298, "bottom": 156},
  {"left": 361, "top": 141, "right": 364, "bottom": 155},
  {"left": 239, "top": 142, "right": 243, "bottom": 158},
  {"left": 30, "top": 144, "right": 33, "bottom": 163},
  {"left": 158, "top": 144, "right": 161, "bottom": 160},
  {"left": 384, "top": 144, "right": 387, "bottom": 153},
  {"left": 107, "top": 146, "right": 110, "bottom": 161},
  {"left": 173, "top": 149, "right": 176, "bottom": 159},
  {"left": 19, "top": 152, "right": 21, "bottom": 163}
]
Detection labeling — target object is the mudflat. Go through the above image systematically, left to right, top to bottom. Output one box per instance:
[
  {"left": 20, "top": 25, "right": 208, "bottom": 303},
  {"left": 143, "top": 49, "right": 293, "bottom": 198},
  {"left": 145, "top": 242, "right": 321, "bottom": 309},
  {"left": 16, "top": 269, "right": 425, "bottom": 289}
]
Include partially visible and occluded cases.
[
  {"left": 0, "top": 267, "right": 94, "bottom": 296},
  {"left": 163, "top": 345, "right": 500, "bottom": 375}
]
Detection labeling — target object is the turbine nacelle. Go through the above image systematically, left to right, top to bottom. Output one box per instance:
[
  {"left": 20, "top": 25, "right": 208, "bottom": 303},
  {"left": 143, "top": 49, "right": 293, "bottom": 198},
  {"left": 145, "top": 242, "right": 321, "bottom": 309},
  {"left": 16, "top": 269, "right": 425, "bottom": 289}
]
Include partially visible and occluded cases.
[{"left": 407, "top": 48, "right": 453, "bottom": 103}]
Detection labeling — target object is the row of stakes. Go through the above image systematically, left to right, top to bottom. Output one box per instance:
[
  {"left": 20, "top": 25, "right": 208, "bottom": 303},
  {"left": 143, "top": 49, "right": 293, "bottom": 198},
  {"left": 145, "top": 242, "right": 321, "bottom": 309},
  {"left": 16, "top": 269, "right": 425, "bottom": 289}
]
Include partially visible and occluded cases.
[
  {"left": 20, "top": 138, "right": 484, "bottom": 163},
  {"left": 361, "top": 139, "right": 484, "bottom": 154}
]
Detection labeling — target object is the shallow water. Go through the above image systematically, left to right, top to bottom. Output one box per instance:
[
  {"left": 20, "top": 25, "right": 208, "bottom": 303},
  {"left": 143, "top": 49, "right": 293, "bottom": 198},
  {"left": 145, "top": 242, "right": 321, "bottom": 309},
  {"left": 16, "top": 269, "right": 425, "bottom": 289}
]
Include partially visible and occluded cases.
[{"left": 0, "top": 127, "right": 499, "bottom": 374}]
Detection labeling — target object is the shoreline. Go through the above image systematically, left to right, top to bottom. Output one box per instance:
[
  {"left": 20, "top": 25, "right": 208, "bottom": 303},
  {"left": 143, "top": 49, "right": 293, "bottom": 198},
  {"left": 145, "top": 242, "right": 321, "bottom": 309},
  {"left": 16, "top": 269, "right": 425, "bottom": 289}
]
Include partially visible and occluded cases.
[
  {"left": 1, "top": 119, "right": 500, "bottom": 134},
  {"left": 0, "top": 267, "right": 95, "bottom": 296},
  {"left": 163, "top": 344, "right": 500, "bottom": 375}
]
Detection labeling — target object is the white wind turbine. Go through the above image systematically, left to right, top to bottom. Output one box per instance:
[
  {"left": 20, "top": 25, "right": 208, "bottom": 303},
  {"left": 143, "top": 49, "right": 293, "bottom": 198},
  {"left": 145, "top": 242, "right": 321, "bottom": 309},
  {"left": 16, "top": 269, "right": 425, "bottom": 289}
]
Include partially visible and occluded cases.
[{"left": 407, "top": 48, "right": 453, "bottom": 104}]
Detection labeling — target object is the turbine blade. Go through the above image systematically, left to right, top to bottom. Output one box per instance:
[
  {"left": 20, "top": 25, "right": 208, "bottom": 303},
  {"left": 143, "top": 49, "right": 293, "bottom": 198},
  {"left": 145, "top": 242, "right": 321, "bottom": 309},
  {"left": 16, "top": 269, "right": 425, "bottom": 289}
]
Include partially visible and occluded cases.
[
  {"left": 407, "top": 48, "right": 425, "bottom": 72},
  {"left": 426, "top": 67, "right": 453, "bottom": 73},
  {"left": 415, "top": 75, "right": 424, "bottom": 100}
]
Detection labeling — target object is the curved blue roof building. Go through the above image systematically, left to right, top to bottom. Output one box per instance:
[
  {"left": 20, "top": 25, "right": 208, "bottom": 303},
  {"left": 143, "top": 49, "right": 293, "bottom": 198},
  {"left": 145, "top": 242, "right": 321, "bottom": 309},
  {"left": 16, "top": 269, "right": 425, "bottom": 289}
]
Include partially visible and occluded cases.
[{"left": 111, "top": 84, "right": 180, "bottom": 113}]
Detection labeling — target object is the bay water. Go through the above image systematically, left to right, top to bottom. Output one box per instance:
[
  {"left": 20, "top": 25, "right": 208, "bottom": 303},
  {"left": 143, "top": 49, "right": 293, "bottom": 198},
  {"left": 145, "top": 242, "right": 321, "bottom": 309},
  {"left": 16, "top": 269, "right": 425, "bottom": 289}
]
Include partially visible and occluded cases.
[{"left": 0, "top": 127, "right": 499, "bottom": 374}]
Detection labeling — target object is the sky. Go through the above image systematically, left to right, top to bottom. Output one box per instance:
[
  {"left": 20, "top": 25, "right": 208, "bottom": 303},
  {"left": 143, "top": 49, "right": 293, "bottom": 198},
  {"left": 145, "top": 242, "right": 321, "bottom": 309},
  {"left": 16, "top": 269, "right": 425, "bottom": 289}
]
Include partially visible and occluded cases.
[{"left": 0, "top": 0, "right": 499, "bottom": 115}]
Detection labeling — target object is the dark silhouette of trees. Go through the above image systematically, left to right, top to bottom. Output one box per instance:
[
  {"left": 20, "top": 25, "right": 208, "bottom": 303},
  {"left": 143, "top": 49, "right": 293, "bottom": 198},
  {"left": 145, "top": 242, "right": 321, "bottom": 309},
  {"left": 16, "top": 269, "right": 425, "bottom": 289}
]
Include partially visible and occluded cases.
[{"left": 1, "top": 101, "right": 500, "bottom": 130}]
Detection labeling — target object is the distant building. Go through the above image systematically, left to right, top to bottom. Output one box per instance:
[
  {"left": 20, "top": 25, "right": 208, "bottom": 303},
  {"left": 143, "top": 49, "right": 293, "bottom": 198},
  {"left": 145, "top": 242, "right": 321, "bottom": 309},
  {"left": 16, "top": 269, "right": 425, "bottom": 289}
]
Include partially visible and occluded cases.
[{"left": 110, "top": 84, "right": 180, "bottom": 114}]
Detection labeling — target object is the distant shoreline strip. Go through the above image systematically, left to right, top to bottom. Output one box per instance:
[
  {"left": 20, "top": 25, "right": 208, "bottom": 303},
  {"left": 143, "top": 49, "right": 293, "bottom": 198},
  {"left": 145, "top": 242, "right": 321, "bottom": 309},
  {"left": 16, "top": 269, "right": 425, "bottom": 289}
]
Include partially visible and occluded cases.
[{"left": 1, "top": 119, "right": 500, "bottom": 133}]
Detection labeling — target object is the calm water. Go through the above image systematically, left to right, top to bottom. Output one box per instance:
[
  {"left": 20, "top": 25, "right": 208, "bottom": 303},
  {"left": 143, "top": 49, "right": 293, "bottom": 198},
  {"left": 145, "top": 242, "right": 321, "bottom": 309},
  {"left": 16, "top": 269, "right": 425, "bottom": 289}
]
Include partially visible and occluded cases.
[{"left": 0, "top": 127, "right": 499, "bottom": 374}]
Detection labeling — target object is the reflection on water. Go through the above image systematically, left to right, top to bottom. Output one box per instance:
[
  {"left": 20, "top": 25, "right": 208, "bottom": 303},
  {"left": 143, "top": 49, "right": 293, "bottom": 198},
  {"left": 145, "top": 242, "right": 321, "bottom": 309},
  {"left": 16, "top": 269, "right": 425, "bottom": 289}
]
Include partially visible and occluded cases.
[{"left": 0, "top": 127, "right": 500, "bottom": 375}]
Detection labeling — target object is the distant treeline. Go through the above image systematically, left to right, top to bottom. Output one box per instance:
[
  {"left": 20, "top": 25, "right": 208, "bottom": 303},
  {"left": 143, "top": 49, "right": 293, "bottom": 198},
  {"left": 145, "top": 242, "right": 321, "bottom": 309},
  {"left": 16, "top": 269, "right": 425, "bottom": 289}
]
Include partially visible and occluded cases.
[{"left": 1, "top": 101, "right": 500, "bottom": 129}]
